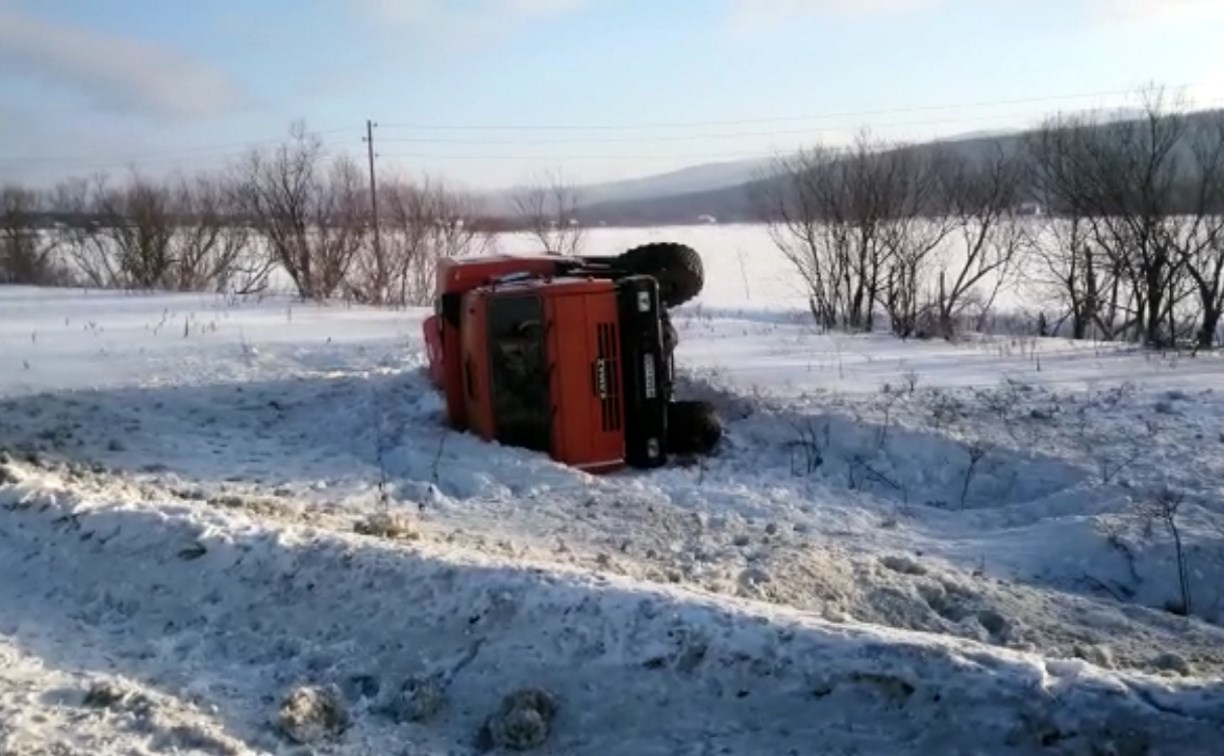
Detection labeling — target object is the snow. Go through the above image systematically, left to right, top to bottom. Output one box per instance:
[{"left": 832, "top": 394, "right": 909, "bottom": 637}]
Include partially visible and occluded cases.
[
  {"left": 2, "top": 227, "right": 1224, "bottom": 754},
  {"left": 3, "top": 459, "right": 1222, "bottom": 754}
]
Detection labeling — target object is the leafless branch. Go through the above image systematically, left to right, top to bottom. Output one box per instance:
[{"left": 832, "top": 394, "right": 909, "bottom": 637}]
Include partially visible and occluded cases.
[
  {"left": 234, "top": 120, "right": 367, "bottom": 301},
  {"left": 511, "top": 169, "right": 584, "bottom": 256}
]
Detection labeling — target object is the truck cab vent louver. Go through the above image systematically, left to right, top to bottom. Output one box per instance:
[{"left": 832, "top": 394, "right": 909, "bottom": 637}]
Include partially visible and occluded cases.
[{"left": 591, "top": 322, "right": 621, "bottom": 432}]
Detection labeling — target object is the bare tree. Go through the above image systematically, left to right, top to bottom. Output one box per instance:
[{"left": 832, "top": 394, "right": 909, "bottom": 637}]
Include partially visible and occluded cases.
[
  {"left": 1030, "top": 89, "right": 1224, "bottom": 347},
  {"left": 1045, "top": 90, "right": 1203, "bottom": 347},
  {"left": 1094, "top": 92, "right": 1190, "bottom": 347},
  {"left": 1165, "top": 116, "right": 1224, "bottom": 349},
  {"left": 235, "top": 121, "right": 367, "bottom": 301},
  {"left": 1026, "top": 121, "right": 1117, "bottom": 340},
  {"left": 834, "top": 134, "right": 908, "bottom": 331},
  {"left": 755, "top": 135, "right": 952, "bottom": 335},
  {"left": 754, "top": 138, "right": 873, "bottom": 331},
  {"left": 754, "top": 146, "right": 839, "bottom": 330},
  {"left": 932, "top": 147, "right": 1027, "bottom": 339},
  {"left": 878, "top": 148, "right": 958, "bottom": 338},
  {"left": 316, "top": 155, "right": 368, "bottom": 297},
  {"left": 512, "top": 169, "right": 584, "bottom": 256},
  {"left": 45, "top": 171, "right": 267, "bottom": 294},
  {"left": 51, "top": 172, "right": 177, "bottom": 290},
  {"left": 104, "top": 173, "right": 177, "bottom": 288},
  {"left": 165, "top": 173, "right": 262, "bottom": 293},
  {"left": 50, "top": 175, "right": 117, "bottom": 288},
  {"left": 349, "top": 176, "right": 493, "bottom": 306},
  {"left": 413, "top": 181, "right": 494, "bottom": 298},
  {"left": 1, "top": 185, "right": 64, "bottom": 285},
  {"left": 1023, "top": 214, "right": 1102, "bottom": 339}
]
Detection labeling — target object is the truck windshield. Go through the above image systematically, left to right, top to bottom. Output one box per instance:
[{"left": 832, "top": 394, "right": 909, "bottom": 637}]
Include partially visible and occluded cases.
[{"left": 487, "top": 294, "right": 550, "bottom": 453}]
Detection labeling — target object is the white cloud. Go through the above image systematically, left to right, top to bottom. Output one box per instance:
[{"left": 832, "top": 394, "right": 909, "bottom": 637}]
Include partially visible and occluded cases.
[
  {"left": 355, "top": 0, "right": 595, "bottom": 54},
  {"left": 358, "top": 0, "right": 442, "bottom": 24},
  {"left": 360, "top": 0, "right": 591, "bottom": 24},
  {"left": 502, "top": 0, "right": 592, "bottom": 14},
  {"left": 727, "top": 0, "right": 930, "bottom": 26},
  {"left": 727, "top": 0, "right": 1224, "bottom": 26},
  {"left": 732, "top": 0, "right": 927, "bottom": 10},
  {"left": 1096, "top": 0, "right": 1224, "bottom": 22},
  {"left": 0, "top": 4, "right": 246, "bottom": 118}
]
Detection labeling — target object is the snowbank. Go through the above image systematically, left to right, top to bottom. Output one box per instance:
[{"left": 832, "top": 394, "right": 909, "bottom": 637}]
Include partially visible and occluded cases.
[{"left": 2, "top": 460, "right": 1222, "bottom": 755}]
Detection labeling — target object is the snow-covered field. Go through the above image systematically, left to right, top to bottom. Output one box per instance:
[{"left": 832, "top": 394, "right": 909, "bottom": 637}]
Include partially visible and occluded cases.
[{"left": 2, "top": 237, "right": 1224, "bottom": 754}]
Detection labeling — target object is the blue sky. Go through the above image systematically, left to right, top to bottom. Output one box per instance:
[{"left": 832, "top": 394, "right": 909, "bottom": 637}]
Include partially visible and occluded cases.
[{"left": 2, "top": 0, "right": 1222, "bottom": 189}]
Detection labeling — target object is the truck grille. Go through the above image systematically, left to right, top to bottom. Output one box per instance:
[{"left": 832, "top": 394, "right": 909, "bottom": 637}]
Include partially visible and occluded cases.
[{"left": 592, "top": 322, "right": 622, "bottom": 432}]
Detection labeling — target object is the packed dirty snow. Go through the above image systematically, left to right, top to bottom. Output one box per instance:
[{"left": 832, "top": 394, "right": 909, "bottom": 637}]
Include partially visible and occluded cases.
[{"left": 2, "top": 235, "right": 1224, "bottom": 754}]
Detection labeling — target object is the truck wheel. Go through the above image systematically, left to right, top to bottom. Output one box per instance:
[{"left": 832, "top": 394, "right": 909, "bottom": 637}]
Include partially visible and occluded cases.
[
  {"left": 618, "top": 243, "right": 703, "bottom": 308},
  {"left": 667, "top": 400, "right": 721, "bottom": 456}
]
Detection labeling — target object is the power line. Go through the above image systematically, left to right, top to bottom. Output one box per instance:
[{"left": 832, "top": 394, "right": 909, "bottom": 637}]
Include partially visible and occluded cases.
[
  {"left": 5, "top": 84, "right": 1218, "bottom": 175},
  {"left": 375, "top": 84, "right": 1194, "bottom": 132},
  {"left": 371, "top": 94, "right": 1224, "bottom": 160},
  {"left": 371, "top": 110, "right": 1083, "bottom": 145},
  {"left": 3, "top": 128, "right": 355, "bottom": 167},
  {"left": 377, "top": 151, "right": 780, "bottom": 161}
]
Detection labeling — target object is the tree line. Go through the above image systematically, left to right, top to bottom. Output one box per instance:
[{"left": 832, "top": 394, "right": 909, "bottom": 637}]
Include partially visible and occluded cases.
[
  {"left": 754, "top": 91, "right": 1224, "bottom": 348},
  {"left": 7, "top": 94, "right": 1224, "bottom": 350},
  {"left": 0, "top": 121, "right": 494, "bottom": 307}
]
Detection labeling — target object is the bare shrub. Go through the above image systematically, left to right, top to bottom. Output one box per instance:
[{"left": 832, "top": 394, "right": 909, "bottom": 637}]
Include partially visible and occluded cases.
[
  {"left": 1029, "top": 88, "right": 1224, "bottom": 348},
  {"left": 1169, "top": 114, "right": 1224, "bottom": 349},
  {"left": 235, "top": 121, "right": 367, "bottom": 301},
  {"left": 1026, "top": 123, "right": 1124, "bottom": 341},
  {"left": 755, "top": 134, "right": 953, "bottom": 335},
  {"left": 755, "top": 138, "right": 887, "bottom": 332},
  {"left": 932, "top": 147, "right": 1027, "bottom": 340},
  {"left": 879, "top": 158, "right": 958, "bottom": 339},
  {"left": 511, "top": 169, "right": 584, "bottom": 256},
  {"left": 44, "top": 171, "right": 263, "bottom": 293},
  {"left": 52, "top": 172, "right": 176, "bottom": 289},
  {"left": 164, "top": 173, "right": 265, "bottom": 294},
  {"left": 48, "top": 176, "right": 111, "bottom": 287},
  {"left": 348, "top": 177, "right": 492, "bottom": 306},
  {"left": 1, "top": 186, "right": 65, "bottom": 285},
  {"left": 787, "top": 419, "right": 827, "bottom": 476},
  {"left": 958, "top": 441, "right": 990, "bottom": 508},
  {"left": 1104, "top": 483, "right": 1220, "bottom": 620},
  {"left": 1134, "top": 487, "right": 1193, "bottom": 616}
]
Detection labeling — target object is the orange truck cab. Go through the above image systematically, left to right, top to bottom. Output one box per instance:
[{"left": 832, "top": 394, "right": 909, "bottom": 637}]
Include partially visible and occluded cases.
[{"left": 423, "top": 250, "right": 714, "bottom": 473}]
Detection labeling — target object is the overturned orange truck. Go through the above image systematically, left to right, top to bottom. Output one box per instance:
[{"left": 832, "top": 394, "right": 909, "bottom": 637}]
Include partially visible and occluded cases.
[{"left": 422, "top": 243, "right": 721, "bottom": 473}]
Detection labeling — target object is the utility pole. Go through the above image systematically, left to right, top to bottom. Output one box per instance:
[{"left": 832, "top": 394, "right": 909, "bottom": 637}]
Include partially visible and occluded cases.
[{"left": 363, "top": 119, "right": 381, "bottom": 259}]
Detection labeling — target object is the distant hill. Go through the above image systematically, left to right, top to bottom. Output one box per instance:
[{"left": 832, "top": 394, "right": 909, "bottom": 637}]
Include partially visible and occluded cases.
[
  {"left": 532, "top": 109, "right": 1224, "bottom": 227},
  {"left": 569, "top": 130, "right": 1034, "bottom": 226},
  {"left": 478, "top": 156, "right": 772, "bottom": 217}
]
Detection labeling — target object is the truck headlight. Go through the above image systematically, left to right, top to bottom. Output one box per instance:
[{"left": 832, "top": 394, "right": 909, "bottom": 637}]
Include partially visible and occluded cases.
[
  {"left": 637, "top": 291, "right": 651, "bottom": 312},
  {"left": 647, "top": 438, "right": 660, "bottom": 458}
]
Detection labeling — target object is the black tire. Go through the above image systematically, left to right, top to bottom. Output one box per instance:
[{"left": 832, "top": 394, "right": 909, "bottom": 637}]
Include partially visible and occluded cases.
[
  {"left": 617, "top": 242, "right": 703, "bottom": 308},
  {"left": 667, "top": 400, "right": 722, "bottom": 456}
]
